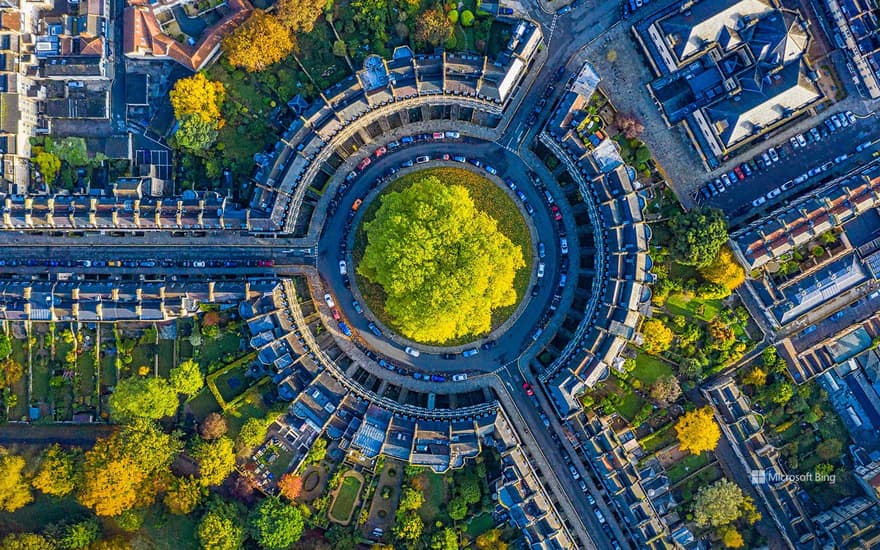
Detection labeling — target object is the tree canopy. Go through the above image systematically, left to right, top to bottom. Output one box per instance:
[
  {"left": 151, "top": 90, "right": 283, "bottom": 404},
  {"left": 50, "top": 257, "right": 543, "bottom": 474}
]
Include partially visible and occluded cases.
[
  {"left": 275, "top": 0, "right": 326, "bottom": 33},
  {"left": 415, "top": 8, "right": 453, "bottom": 46},
  {"left": 224, "top": 10, "right": 295, "bottom": 72},
  {"left": 169, "top": 73, "right": 225, "bottom": 125},
  {"left": 174, "top": 114, "right": 220, "bottom": 154},
  {"left": 359, "top": 176, "right": 525, "bottom": 343},
  {"left": 668, "top": 207, "right": 728, "bottom": 268},
  {"left": 698, "top": 246, "right": 745, "bottom": 292},
  {"left": 641, "top": 318, "right": 674, "bottom": 353},
  {"left": 0, "top": 356, "right": 23, "bottom": 390},
  {"left": 169, "top": 359, "right": 204, "bottom": 397},
  {"left": 649, "top": 375, "right": 682, "bottom": 406},
  {"left": 108, "top": 376, "right": 179, "bottom": 421},
  {"left": 675, "top": 406, "right": 721, "bottom": 455},
  {"left": 200, "top": 412, "right": 229, "bottom": 440},
  {"left": 236, "top": 417, "right": 269, "bottom": 452},
  {"left": 193, "top": 436, "right": 236, "bottom": 487},
  {"left": 32, "top": 444, "right": 78, "bottom": 497},
  {"left": 0, "top": 448, "right": 33, "bottom": 512},
  {"left": 277, "top": 473, "right": 303, "bottom": 502},
  {"left": 164, "top": 475, "right": 206, "bottom": 515},
  {"left": 693, "top": 478, "right": 747, "bottom": 527},
  {"left": 248, "top": 496, "right": 304, "bottom": 549},
  {"left": 199, "top": 500, "right": 245, "bottom": 550},
  {"left": 429, "top": 527, "right": 458, "bottom": 550},
  {"left": 0, "top": 533, "right": 55, "bottom": 550}
]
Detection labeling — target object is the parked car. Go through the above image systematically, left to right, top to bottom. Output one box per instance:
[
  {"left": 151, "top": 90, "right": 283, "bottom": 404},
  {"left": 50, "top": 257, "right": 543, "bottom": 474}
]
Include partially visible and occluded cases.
[
  {"left": 846, "top": 110, "right": 857, "bottom": 124},
  {"left": 810, "top": 127, "right": 821, "bottom": 142},
  {"left": 445, "top": 131, "right": 460, "bottom": 139},
  {"left": 432, "top": 132, "right": 444, "bottom": 140},
  {"left": 796, "top": 133, "right": 807, "bottom": 147},
  {"left": 857, "top": 141, "right": 875, "bottom": 152},
  {"left": 373, "top": 146, "right": 387, "bottom": 157},
  {"left": 768, "top": 147, "right": 779, "bottom": 162},
  {"left": 416, "top": 155, "right": 430, "bottom": 164},
  {"left": 357, "top": 157, "right": 371, "bottom": 170},
  {"left": 484, "top": 165, "right": 498, "bottom": 175},
  {"left": 766, "top": 187, "right": 782, "bottom": 199},
  {"left": 751, "top": 196, "right": 766, "bottom": 207},
  {"left": 351, "top": 198, "right": 363, "bottom": 211},
  {"left": 560, "top": 238, "right": 569, "bottom": 254},
  {"left": 538, "top": 242, "right": 546, "bottom": 258},
  {"left": 338, "top": 260, "right": 347, "bottom": 275},
  {"left": 537, "top": 262, "right": 545, "bottom": 278},
  {"left": 324, "top": 293, "right": 335, "bottom": 308},
  {"left": 352, "top": 300, "right": 363, "bottom": 315},
  {"left": 331, "top": 308, "right": 341, "bottom": 321},
  {"left": 337, "top": 321, "right": 352, "bottom": 337},
  {"left": 368, "top": 323, "right": 382, "bottom": 337},
  {"left": 480, "top": 340, "right": 497, "bottom": 351},
  {"left": 405, "top": 346, "right": 421, "bottom": 357},
  {"left": 462, "top": 348, "right": 479, "bottom": 358},
  {"left": 452, "top": 373, "right": 468, "bottom": 381},
  {"left": 569, "top": 465, "right": 580, "bottom": 480}
]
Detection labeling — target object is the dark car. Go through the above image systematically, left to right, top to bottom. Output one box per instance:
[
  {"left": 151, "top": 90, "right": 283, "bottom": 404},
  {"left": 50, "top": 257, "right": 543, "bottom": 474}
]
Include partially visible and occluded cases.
[
  {"left": 498, "top": 6, "right": 513, "bottom": 14},
  {"left": 531, "top": 284, "right": 540, "bottom": 297},
  {"left": 480, "top": 340, "right": 497, "bottom": 351},
  {"left": 441, "top": 353, "right": 456, "bottom": 360}
]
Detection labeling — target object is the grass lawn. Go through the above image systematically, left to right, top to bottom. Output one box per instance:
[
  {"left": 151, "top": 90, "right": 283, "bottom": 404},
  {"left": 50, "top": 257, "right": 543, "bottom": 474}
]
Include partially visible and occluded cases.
[
  {"left": 353, "top": 167, "right": 532, "bottom": 346},
  {"left": 666, "top": 293, "right": 723, "bottom": 322},
  {"left": 199, "top": 331, "right": 243, "bottom": 367},
  {"left": 157, "top": 339, "right": 176, "bottom": 377},
  {"left": 76, "top": 349, "right": 96, "bottom": 406},
  {"left": 633, "top": 352, "right": 673, "bottom": 385},
  {"left": 212, "top": 364, "right": 250, "bottom": 403},
  {"left": 187, "top": 387, "right": 222, "bottom": 419},
  {"left": 225, "top": 387, "right": 270, "bottom": 437},
  {"left": 617, "top": 390, "right": 645, "bottom": 422},
  {"left": 640, "top": 423, "right": 676, "bottom": 453},
  {"left": 264, "top": 446, "right": 294, "bottom": 480},
  {"left": 667, "top": 452, "right": 710, "bottom": 484},
  {"left": 417, "top": 471, "right": 449, "bottom": 525},
  {"left": 329, "top": 474, "right": 364, "bottom": 524},
  {"left": 0, "top": 495, "right": 89, "bottom": 534},
  {"left": 138, "top": 505, "right": 200, "bottom": 550},
  {"left": 465, "top": 512, "right": 495, "bottom": 536}
]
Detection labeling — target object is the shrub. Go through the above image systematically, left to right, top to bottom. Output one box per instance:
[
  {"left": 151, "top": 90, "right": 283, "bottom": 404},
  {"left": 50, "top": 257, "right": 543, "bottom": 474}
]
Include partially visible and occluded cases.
[
  {"left": 447, "top": 9, "right": 459, "bottom": 23},
  {"left": 461, "top": 9, "right": 474, "bottom": 26}
]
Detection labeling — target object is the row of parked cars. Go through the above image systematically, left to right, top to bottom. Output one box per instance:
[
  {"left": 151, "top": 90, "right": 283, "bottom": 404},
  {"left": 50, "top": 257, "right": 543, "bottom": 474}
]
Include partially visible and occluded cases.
[
  {"left": 349, "top": 132, "right": 462, "bottom": 175},
  {"left": 6, "top": 258, "right": 274, "bottom": 269}
]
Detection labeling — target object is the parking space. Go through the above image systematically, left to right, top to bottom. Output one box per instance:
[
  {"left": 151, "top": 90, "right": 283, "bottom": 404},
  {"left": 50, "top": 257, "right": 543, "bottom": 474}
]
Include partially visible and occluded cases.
[{"left": 697, "top": 111, "right": 880, "bottom": 225}]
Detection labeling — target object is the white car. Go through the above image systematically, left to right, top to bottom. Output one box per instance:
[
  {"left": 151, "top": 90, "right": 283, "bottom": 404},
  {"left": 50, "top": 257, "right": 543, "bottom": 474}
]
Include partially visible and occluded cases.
[
  {"left": 445, "top": 131, "right": 460, "bottom": 139},
  {"left": 796, "top": 134, "right": 807, "bottom": 147},
  {"left": 768, "top": 147, "right": 779, "bottom": 162},
  {"left": 416, "top": 155, "right": 430, "bottom": 164},
  {"left": 766, "top": 187, "right": 782, "bottom": 199},
  {"left": 751, "top": 196, "right": 767, "bottom": 207},
  {"left": 560, "top": 238, "right": 569, "bottom": 255},
  {"left": 193, "top": 260, "right": 206, "bottom": 268},
  {"left": 338, "top": 260, "right": 347, "bottom": 275},
  {"left": 537, "top": 262, "right": 545, "bottom": 278},
  {"left": 324, "top": 293, "right": 335, "bottom": 308},
  {"left": 405, "top": 346, "right": 421, "bottom": 357},
  {"left": 452, "top": 373, "right": 468, "bottom": 382}
]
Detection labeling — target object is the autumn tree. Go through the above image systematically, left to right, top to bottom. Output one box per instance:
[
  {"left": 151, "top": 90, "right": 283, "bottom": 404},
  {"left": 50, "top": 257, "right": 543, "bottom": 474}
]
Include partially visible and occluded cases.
[
  {"left": 275, "top": 0, "right": 326, "bottom": 33},
  {"left": 415, "top": 8, "right": 453, "bottom": 46},
  {"left": 224, "top": 10, "right": 295, "bottom": 72},
  {"left": 169, "top": 72, "right": 225, "bottom": 125},
  {"left": 615, "top": 112, "right": 644, "bottom": 139},
  {"left": 33, "top": 151, "right": 61, "bottom": 183},
  {"left": 359, "top": 176, "right": 525, "bottom": 343},
  {"left": 668, "top": 207, "right": 729, "bottom": 268},
  {"left": 698, "top": 246, "right": 745, "bottom": 292},
  {"left": 641, "top": 318, "right": 673, "bottom": 353},
  {"left": 0, "top": 356, "right": 23, "bottom": 389},
  {"left": 169, "top": 359, "right": 204, "bottom": 397},
  {"left": 741, "top": 367, "right": 767, "bottom": 388},
  {"left": 650, "top": 375, "right": 682, "bottom": 406},
  {"left": 108, "top": 376, "right": 179, "bottom": 421},
  {"left": 675, "top": 406, "right": 720, "bottom": 455},
  {"left": 201, "top": 412, "right": 229, "bottom": 440},
  {"left": 236, "top": 417, "right": 269, "bottom": 453},
  {"left": 78, "top": 420, "right": 181, "bottom": 516},
  {"left": 194, "top": 436, "right": 236, "bottom": 487},
  {"left": 32, "top": 444, "right": 79, "bottom": 497},
  {"left": 0, "top": 447, "right": 33, "bottom": 512},
  {"left": 277, "top": 473, "right": 303, "bottom": 502},
  {"left": 164, "top": 475, "right": 206, "bottom": 515},
  {"left": 693, "top": 478, "right": 747, "bottom": 527},
  {"left": 248, "top": 496, "right": 304, "bottom": 550},
  {"left": 199, "top": 499, "right": 246, "bottom": 550},
  {"left": 393, "top": 511, "right": 424, "bottom": 543},
  {"left": 429, "top": 527, "right": 458, "bottom": 550},
  {"left": 720, "top": 527, "right": 744, "bottom": 549},
  {"left": 475, "top": 529, "right": 508, "bottom": 550},
  {"left": 0, "top": 533, "right": 55, "bottom": 550}
]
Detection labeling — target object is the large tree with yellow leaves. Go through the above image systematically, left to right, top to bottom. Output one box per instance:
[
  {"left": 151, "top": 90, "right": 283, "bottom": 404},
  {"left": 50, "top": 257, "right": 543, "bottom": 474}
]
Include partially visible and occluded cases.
[
  {"left": 223, "top": 10, "right": 295, "bottom": 72},
  {"left": 359, "top": 176, "right": 525, "bottom": 343},
  {"left": 675, "top": 406, "right": 721, "bottom": 455}
]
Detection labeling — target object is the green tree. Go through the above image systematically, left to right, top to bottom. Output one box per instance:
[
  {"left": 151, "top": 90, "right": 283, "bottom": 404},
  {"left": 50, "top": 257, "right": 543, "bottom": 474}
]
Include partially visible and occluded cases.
[
  {"left": 460, "top": 9, "right": 474, "bottom": 26},
  {"left": 174, "top": 114, "right": 219, "bottom": 153},
  {"left": 49, "top": 138, "right": 90, "bottom": 167},
  {"left": 359, "top": 177, "right": 525, "bottom": 343},
  {"left": 668, "top": 207, "right": 728, "bottom": 267},
  {"left": 699, "top": 246, "right": 745, "bottom": 291},
  {"left": 0, "top": 333, "right": 11, "bottom": 358},
  {"left": 169, "top": 359, "right": 204, "bottom": 397},
  {"left": 108, "top": 376, "right": 179, "bottom": 421},
  {"left": 764, "top": 380, "right": 794, "bottom": 406},
  {"left": 236, "top": 417, "right": 269, "bottom": 452},
  {"left": 193, "top": 436, "right": 236, "bottom": 487},
  {"left": 305, "top": 437, "right": 328, "bottom": 465},
  {"left": 816, "top": 438, "right": 843, "bottom": 461},
  {"left": 32, "top": 444, "right": 78, "bottom": 497},
  {"left": 0, "top": 448, "right": 33, "bottom": 512},
  {"left": 164, "top": 475, "right": 206, "bottom": 515},
  {"left": 459, "top": 477, "right": 481, "bottom": 505},
  {"left": 692, "top": 478, "right": 746, "bottom": 527},
  {"left": 398, "top": 486, "right": 424, "bottom": 511},
  {"left": 248, "top": 496, "right": 304, "bottom": 549},
  {"left": 448, "top": 496, "right": 467, "bottom": 520},
  {"left": 199, "top": 500, "right": 245, "bottom": 550},
  {"left": 56, "top": 519, "right": 100, "bottom": 549},
  {"left": 430, "top": 527, "right": 458, "bottom": 550},
  {"left": 475, "top": 529, "right": 508, "bottom": 550},
  {"left": 0, "top": 533, "right": 55, "bottom": 550}
]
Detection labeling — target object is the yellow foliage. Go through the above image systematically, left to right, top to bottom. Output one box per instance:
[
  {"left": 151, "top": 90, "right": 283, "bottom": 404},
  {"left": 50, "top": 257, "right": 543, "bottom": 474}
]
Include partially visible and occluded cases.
[
  {"left": 275, "top": 0, "right": 326, "bottom": 33},
  {"left": 224, "top": 10, "right": 295, "bottom": 72},
  {"left": 169, "top": 72, "right": 225, "bottom": 126},
  {"left": 699, "top": 246, "right": 745, "bottom": 291},
  {"left": 641, "top": 318, "right": 674, "bottom": 353},
  {"left": 741, "top": 367, "right": 767, "bottom": 387},
  {"left": 675, "top": 406, "right": 721, "bottom": 455},
  {"left": 0, "top": 450, "right": 33, "bottom": 512},
  {"left": 78, "top": 453, "right": 145, "bottom": 516},
  {"left": 721, "top": 527, "right": 744, "bottom": 548}
]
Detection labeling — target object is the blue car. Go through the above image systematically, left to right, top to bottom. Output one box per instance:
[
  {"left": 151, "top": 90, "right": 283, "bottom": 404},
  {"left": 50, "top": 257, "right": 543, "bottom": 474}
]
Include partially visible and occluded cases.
[
  {"left": 401, "top": 136, "right": 414, "bottom": 144},
  {"left": 338, "top": 321, "right": 352, "bottom": 337}
]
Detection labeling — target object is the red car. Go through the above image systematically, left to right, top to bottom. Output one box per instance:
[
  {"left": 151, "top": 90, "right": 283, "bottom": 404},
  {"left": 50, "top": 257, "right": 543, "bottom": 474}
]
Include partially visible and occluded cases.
[
  {"left": 374, "top": 146, "right": 387, "bottom": 158},
  {"left": 440, "top": 154, "right": 451, "bottom": 161},
  {"left": 357, "top": 157, "right": 372, "bottom": 170},
  {"left": 733, "top": 166, "right": 745, "bottom": 180},
  {"left": 551, "top": 205, "right": 562, "bottom": 220},
  {"left": 258, "top": 259, "right": 274, "bottom": 267},
  {"left": 331, "top": 308, "right": 341, "bottom": 321},
  {"left": 522, "top": 382, "right": 534, "bottom": 396}
]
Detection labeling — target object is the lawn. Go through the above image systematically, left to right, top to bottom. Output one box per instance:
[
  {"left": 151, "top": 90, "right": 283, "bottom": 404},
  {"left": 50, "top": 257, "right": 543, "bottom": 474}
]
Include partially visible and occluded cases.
[
  {"left": 353, "top": 167, "right": 532, "bottom": 346},
  {"left": 666, "top": 293, "right": 723, "bottom": 322},
  {"left": 198, "top": 331, "right": 243, "bottom": 367},
  {"left": 157, "top": 339, "right": 176, "bottom": 377},
  {"left": 632, "top": 352, "right": 673, "bottom": 385},
  {"left": 212, "top": 363, "right": 250, "bottom": 403},
  {"left": 225, "top": 386, "right": 271, "bottom": 437},
  {"left": 187, "top": 387, "right": 222, "bottom": 419},
  {"left": 617, "top": 390, "right": 645, "bottom": 422},
  {"left": 640, "top": 423, "right": 676, "bottom": 453},
  {"left": 667, "top": 452, "right": 710, "bottom": 484},
  {"left": 417, "top": 471, "right": 449, "bottom": 525},
  {"left": 329, "top": 474, "right": 364, "bottom": 524},
  {"left": 0, "top": 494, "right": 89, "bottom": 534},
  {"left": 138, "top": 505, "right": 200, "bottom": 550},
  {"left": 465, "top": 512, "right": 495, "bottom": 536}
]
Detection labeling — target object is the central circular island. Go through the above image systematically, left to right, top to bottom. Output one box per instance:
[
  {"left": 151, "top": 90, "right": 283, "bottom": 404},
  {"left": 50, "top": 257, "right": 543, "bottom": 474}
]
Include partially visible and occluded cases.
[{"left": 352, "top": 166, "right": 533, "bottom": 347}]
